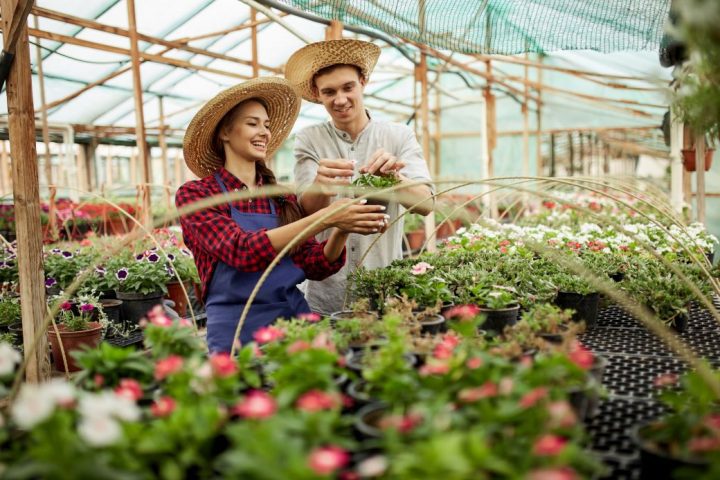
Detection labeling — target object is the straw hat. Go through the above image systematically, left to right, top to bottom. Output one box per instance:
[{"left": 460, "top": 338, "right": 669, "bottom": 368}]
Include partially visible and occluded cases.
[
  {"left": 284, "top": 39, "right": 381, "bottom": 103},
  {"left": 183, "top": 77, "right": 300, "bottom": 178}
]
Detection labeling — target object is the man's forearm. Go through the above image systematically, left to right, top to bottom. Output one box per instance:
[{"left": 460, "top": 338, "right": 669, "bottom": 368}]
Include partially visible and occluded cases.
[
  {"left": 397, "top": 177, "right": 434, "bottom": 216},
  {"left": 300, "top": 190, "right": 333, "bottom": 215}
]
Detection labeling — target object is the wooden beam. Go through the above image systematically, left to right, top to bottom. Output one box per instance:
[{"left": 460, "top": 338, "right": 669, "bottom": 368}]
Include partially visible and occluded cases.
[
  {"left": 1, "top": 0, "right": 50, "bottom": 382},
  {"left": 126, "top": 0, "right": 151, "bottom": 226},
  {"left": 32, "top": 6, "right": 282, "bottom": 74},
  {"left": 250, "top": 8, "right": 259, "bottom": 77},
  {"left": 174, "top": 14, "right": 282, "bottom": 44},
  {"left": 32, "top": 15, "right": 52, "bottom": 188},
  {"left": 325, "top": 20, "right": 343, "bottom": 40},
  {"left": 417, "top": 52, "right": 436, "bottom": 252},
  {"left": 522, "top": 53, "right": 530, "bottom": 178},
  {"left": 536, "top": 55, "right": 543, "bottom": 177},
  {"left": 158, "top": 96, "right": 170, "bottom": 210}
]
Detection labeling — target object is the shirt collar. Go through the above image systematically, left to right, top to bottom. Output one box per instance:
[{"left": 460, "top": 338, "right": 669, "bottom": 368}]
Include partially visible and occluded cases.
[
  {"left": 331, "top": 109, "right": 373, "bottom": 143},
  {"left": 217, "top": 166, "right": 263, "bottom": 191}
]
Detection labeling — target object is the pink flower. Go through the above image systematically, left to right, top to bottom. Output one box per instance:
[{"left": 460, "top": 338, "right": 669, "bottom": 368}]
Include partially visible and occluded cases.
[
  {"left": 411, "top": 262, "right": 433, "bottom": 275},
  {"left": 60, "top": 301, "right": 73, "bottom": 311},
  {"left": 445, "top": 304, "right": 481, "bottom": 321},
  {"left": 147, "top": 305, "right": 173, "bottom": 327},
  {"left": 299, "top": 312, "right": 322, "bottom": 323},
  {"left": 178, "top": 318, "right": 193, "bottom": 328},
  {"left": 253, "top": 326, "right": 285, "bottom": 344},
  {"left": 311, "top": 332, "right": 336, "bottom": 352},
  {"left": 441, "top": 333, "right": 460, "bottom": 348},
  {"left": 287, "top": 340, "right": 311, "bottom": 354},
  {"left": 568, "top": 341, "right": 594, "bottom": 370},
  {"left": 433, "top": 343, "right": 454, "bottom": 360},
  {"left": 210, "top": 353, "right": 238, "bottom": 377},
  {"left": 154, "top": 355, "right": 184, "bottom": 381},
  {"left": 465, "top": 357, "right": 483, "bottom": 369},
  {"left": 419, "top": 360, "right": 450, "bottom": 376},
  {"left": 653, "top": 373, "right": 679, "bottom": 388},
  {"left": 93, "top": 374, "right": 105, "bottom": 388},
  {"left": 499, "top": 377, "right": 514, "bottom": 395},
  {"left": 114, "top": 379, "right": 143, "bottom": 401},
  {"left": 458, "top": 382, "right": 498, "bottom": 402},
  {"left": 520, "top": 387, "right": 548, "bottom": 408},
  {"left": 233, "top": 390, "right": 277, "bottom": 419},
  {"left": 296, "top": 390, "right": 340, "bottom": 412},
  {"left": 151, "top": 396, "right": 176, "bottom": 417},
  {"left": 546, "top": 401, "right": 577, "bottom": 428},
  {"left": 379, "top": 412, "right": 423, "bottom": 434},
  {"left": 704, "top": 414, "right": 720, "bottom": 430},
  {"left": 533, "top": 434, "right": 568, "bottom": 456},
  {"left": 689, "top": 436, "right": 720, "bottom": 453},
  {"left": 308, "top": 446, "right": 350, "bottom": 476},
  {"left": 528, "top": 467, "right": 578, "bottom": 480}
]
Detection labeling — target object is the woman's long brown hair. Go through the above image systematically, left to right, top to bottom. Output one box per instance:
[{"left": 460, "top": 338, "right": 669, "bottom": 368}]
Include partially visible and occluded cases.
[{"left": 211, "top": 98, "right": 304, "bottom": 227}]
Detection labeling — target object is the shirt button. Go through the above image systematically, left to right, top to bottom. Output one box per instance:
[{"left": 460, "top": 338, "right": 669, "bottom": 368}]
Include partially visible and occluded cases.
[
  {"left": 350, "top": 147, "right": 355, "bottom": 151},
  {"left": 351, "top": 247, "right": 355, "bottom": 252}
]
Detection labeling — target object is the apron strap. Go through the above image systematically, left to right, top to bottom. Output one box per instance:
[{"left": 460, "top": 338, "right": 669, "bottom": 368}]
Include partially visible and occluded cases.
[{"left": 215, "top": 172, "right": 277, "bottom": 216}]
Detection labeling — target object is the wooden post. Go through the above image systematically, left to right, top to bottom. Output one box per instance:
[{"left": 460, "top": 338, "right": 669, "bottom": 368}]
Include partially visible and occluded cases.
[
  {"left": 1, "top": 0, "right": 50, "bottom": 382},
  {"left": 126, "top": 0, "right": 151, "bottom": 226},
  {"left": 250, "top": 8, "right": 259, "bottom": 77},
  {"left": 33, "top": 15, "right": 53, "bottom": 188},
  {"left": 325, "top": 20, "right": 343, "bottom": 40},
  {"left": 418, "top": 53, "right": 436, "bottom": 252},
  {"left": 522, "top": 54, "right": 530, "bottom": 180},
  {"left": 536, "top": 55, "right": 543, "bottom": 176},
  {"left": 484, "top": 60, "right": 498, "bottom": 218},
  {"left": 433, "top": 82, "right": 441, "bottom": 179},
  {"left": 158, "top": 96, "right": 170, "bottom": 210},
  {"left": 568, "top": 132, "right": 574, "bottom": 176},
  {"left": 579, "top": 132, "right": 585, "bottom": 175},
  {"left": 696, "top": 133, "right": 706, "bottom": 223},
  {"left": 549, "top": 134, "right": 556, "bottom": 177},
  {"left": 0, "top": 141, "right": 11, "bottom": 195},
  {"left": 76, "top": 144, "right": 89, "bottom": 195},
  {"left": 105, "top": 146, "right": 114, "bottom": 189},
  {"left": 130, "top": 148, "right": 137, "bottom": 186},
  {"left": 174, "top": 149, "right": 182, "bottom": 188}
]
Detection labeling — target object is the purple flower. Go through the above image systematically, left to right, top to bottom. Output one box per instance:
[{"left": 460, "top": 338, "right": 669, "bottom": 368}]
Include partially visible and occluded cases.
[
  {"left": 149, "top": 247, "right": 158, "bottom": 251},
  {"left": 51, "top": 248, "right": 61, "bottom": 254},
  {"left": 180, "top": 248, "right": 192, "bottom": 256},
  {"left": 61, "top": 251, "right": 73, "bottom": 259},
  {"left": 135, "top": 253, "right": 144, "bottom": 261},
  {"left": 147, "top": 253, "right": 160, "bottom": 263},
  {"left": 167, "top": 254, "right": 175, "bottom": 262},
  {"left": 165, "top": 265, "right": 175, "bottom": 277},
  {"left": 95, "top": 266, "right": 106, "bottom": 276},
  {"left": 116, "top": 268, "right": 129, "bottom": 281},
  {"left": 45, "top": 277, "right": 57, "bottom": 287},
  {"left": 60, "top": 301, "right": 73, "bottom": 311},
  {"left": 80, "top": 303, "right": 94, "bottom": 312}
]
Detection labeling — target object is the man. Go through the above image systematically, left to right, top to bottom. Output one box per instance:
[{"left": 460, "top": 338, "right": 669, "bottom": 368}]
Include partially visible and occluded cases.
[{"left": 285, "top": 39, "right": 434, "bottom": 315}]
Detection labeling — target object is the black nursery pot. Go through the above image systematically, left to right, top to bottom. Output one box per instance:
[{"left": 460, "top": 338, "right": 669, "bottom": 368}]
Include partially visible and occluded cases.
[
  {"left": 115, "top": 290, "right": 164, "bottom": 325},
  {"left": 554, "top": 291, "right": 600, "bottom": 328},
  {"left": 100, "top": 299, "right": 123, "bottom": 326},
  {"left": 479, "top": 305, "right": 520, "bottom": 334},
  {"left": 415, "top": 313, "right": 446, "bottom": 335},
  {"left": 345, "top": 346, "right": 417, "bottom": 374},
  {"left": 354, "top": 402, "right": 389, "bottom": 440},
  {"left": 632, "top": 423, "right": 709, "bottom": 480}
]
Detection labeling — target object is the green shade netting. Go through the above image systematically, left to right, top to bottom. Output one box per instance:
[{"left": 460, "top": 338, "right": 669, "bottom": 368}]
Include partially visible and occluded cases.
[{"left": 276, "top": 0, "right": 671, "bottom": 53}]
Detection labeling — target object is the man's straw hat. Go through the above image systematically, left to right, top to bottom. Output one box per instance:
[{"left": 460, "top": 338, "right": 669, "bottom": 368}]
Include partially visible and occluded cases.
[
  {"left": 284, "top": 39, "right": 381, "bottom": 103},
  {"left": 183, "top": 77, "right": 300, "bottom": 178}
]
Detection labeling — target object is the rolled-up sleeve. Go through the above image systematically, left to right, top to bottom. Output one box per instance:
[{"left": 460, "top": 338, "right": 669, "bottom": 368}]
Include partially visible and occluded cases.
[
  {"left": 397, "top": 125, "right": 433, "bottom": 189},
  {"left": 176, "top": 181, "right": 278, "bottom": 272},
  {"left": 292, "top": 239, "right": 346, "bottom": 281}
]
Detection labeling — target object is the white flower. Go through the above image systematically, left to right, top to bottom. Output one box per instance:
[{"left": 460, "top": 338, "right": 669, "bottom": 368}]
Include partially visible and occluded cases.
[
  {"left": 0, "top": 343, "right": 21, "bottom": 376},
  {"left": 44, "top": 378, "right": 76, "bottom": 406},
  {"left": 12, "top": 384, "right": 56, "bottom": 429},
  {"left": 80, "top": 391, "right": 140, "bottom": 422},
  {"left": 78, "top": 415, "right": 122, "bottom": 447},
  {"left": 357, "top": 455, "right": 388, "bottom": 477}
]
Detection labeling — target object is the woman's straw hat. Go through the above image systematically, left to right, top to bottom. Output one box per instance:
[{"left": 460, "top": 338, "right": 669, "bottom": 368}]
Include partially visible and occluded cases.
[
  {"left": 284, "top": 39, "right": 381, "bottom": 103},
  {"left": 183, "top": 77, "right": 300, "bottom": 178}
]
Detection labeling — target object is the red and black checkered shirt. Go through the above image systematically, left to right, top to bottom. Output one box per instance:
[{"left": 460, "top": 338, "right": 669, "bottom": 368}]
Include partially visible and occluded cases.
[{"left": 175, "top": 167, "right": 345, "bottom": 301}]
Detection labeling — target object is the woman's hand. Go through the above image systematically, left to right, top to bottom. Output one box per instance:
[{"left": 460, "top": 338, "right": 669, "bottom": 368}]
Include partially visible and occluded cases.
[{"left": 322, "top": 198, "right": 389, "bottom": 235}]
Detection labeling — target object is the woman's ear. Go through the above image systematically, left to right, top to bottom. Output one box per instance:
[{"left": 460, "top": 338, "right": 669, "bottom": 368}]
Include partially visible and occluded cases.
[{"left": 218, "top": 127, "right": 230, "bottom": 143}]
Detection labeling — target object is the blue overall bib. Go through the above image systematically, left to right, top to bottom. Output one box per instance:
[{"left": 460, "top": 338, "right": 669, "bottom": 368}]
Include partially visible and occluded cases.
[{"left": 204, "top": 173, "right": 311, "bottom": 353}]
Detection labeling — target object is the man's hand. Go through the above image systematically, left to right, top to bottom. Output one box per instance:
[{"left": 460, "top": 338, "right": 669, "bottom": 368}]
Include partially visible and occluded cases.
[
  {"left": 360, "top": 148, "right": 406, "bottom": 175},
  {"left": 314, "top": 158, "right": 355, "bottom": 196},
  {"left": 323, "top": 198, "right": 389, "bottom": 235}
]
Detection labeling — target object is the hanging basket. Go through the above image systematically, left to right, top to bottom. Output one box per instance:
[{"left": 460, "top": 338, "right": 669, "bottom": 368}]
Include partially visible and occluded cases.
[{"left": 681, "top": 148, "right": 715, "bottom": 172}]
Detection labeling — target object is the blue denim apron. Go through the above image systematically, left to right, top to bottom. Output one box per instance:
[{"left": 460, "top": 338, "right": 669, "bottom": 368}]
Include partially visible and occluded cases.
[{"left": 204, "top": 173, "right": 311, "bottom": 353}]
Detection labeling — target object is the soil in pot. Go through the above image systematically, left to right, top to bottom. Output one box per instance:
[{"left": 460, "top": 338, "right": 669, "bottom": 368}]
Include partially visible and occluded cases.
[
  {"left": 554, "top": 292, "right": 600, "bottom": 328},
  {"left": 479, "top": 304, "right": 520, "bottom": 334},
  {"left": 47, "top": 321, "right": 103, "bottom": 373},
  {"left": 633, "top": 423, "right": 709, "bottom": 480}
]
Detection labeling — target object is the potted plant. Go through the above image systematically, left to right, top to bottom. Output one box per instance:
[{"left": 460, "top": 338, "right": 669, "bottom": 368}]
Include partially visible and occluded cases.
[
  {"left": 352, "top": 172, "right": 400, "bottom": 208},
  {"left": 403, "top": 213, "right": 425, "bottom": 252},
  {"left": 164, "top": 247, "right": 199, "bottom": 318},
  {"left": 108, "top": 250, "right": 170, "bottom": 325},
  {"left": 398, "top": 261, "right": 453, "bottom": 311},
  {"left": 550, "top": 272, "right": 600, "bottom": 328},
  {"left": 465, "top": 285, "right": 520, "bottom": 334},
  {"left": 47, "top": 299, "right": 103, "bottom": 372},
  {"left": 516, "top": 303, "right": 577, "bottom": 344}
]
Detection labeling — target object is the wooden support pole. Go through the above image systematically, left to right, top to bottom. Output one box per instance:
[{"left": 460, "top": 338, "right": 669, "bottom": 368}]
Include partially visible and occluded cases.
[
  {"left": 1, "top": 0, "right": 50, "bottom": 382},
  {"left": 126, "top": 0, "right": 151, "bottom": 226},
  {"left": 250, "top": 8, "right": 259, "bottom": 77},
  {"left": 32, "top": 15, "right": 53, "bottom": 188},
  {"left": 325, "top": 20, "right": 343, "bottom": 40},
  {"left": 418, "top": 53, "right": 436, "bottom": 252},
  {"left": 522, "top": 54, "right": 530, "bottom": 179},
  {"left": 536, "top": 55, "right": 543, "bottom": 176},
  {"left": 433, "top": 82, "right": 441, "bottom": 179},
  {"left": 158, "top": 96, "right": 170, "bottom": 210},
  {"left": 568, "top": 132, "right": 574, "bottom": 176},
  {"left": 579, "top": 132, "right": 585, "bottom": 175},
  {"left": 549, "top": 133, "right": 556, "bottom": 177},
  {"left": 696, "top": 133, "right": 706, "bottom": 223},
  {"left": 0, "top": 141, "right": 10, "bottom": 194},
  {"left": 105, "top": 146, "right": 114, "bottom": 189},
  {"left": 130, "top": 149, "right": 138, "bottom": 186},
  {"left": 174, "top": 150, "right": 182, "bottom": 188}
]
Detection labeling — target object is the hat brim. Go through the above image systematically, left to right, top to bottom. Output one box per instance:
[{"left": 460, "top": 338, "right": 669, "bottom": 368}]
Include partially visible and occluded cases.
[
  {"left": 285, "top": 39, "right": 381, "bottom": 103},
  {"left": 183, "top": 77, "right": 301, "bottom": 178}
]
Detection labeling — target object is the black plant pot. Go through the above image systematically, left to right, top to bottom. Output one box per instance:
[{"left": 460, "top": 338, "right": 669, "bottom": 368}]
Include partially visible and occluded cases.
[
  {"left": 609, "top": 271, "right": 625, "bottom": 282},
  {"left": 115, "top": 291, "right": 164, "bottom": 325},
  {"left": 554, "top": 292, "right": 600, "bottom": 328},
  {"left": 100, "top": 299, "right": 123, "bottom": 326},
  {"left": 479, "top": 305, "right": 520, "bottom": 334},
  {"left": 671, "top": 312, "right": 689, "bottom": 333},
  {"left": 415, "top": 313, "right": 446, "bottom": 335},
  {"left": 7, "top": 322, "right": 23, "bottom": 346},
  {"left": 345, "top": 346, "right": 417, "bottom": 375},
  {"left": 345, "top": 380, "right": 376, "bottom": 410},
  {"left": 567, "top": 388, "right": 589, "bottom": 420},
  {"left": 354, "top": 402, "right": 388, "bottom": 440},
  {"left": 633, "top": 423, "right": 709, "bottom": 480}
]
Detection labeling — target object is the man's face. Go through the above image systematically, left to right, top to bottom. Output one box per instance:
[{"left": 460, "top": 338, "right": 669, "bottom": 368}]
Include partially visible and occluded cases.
[{"left": 313, "top": 65, "right": 366, "bottom": 127}]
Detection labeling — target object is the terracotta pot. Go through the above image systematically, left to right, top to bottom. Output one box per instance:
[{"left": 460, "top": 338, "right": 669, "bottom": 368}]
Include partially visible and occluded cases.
[
  {"left": 681, "top": 148, "right": 715, "bottom": 172},
  {"left": 104, "top": 216, "right": 132, "bottom": 235},
  {"left": 436, "top": 221, "right": 454, "bottom": 239},
  {"left": 405, "top": 230, "right": 425, "bottom": 251},
  {"left": 165, "top": 281, "right": 191, "bottom": 317},
  {"left": 47, "top": 321, "right": 103, "bottom": 372}
]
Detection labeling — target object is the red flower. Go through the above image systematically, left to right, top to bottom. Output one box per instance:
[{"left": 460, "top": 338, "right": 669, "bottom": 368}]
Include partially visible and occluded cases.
[
  {"left": 542, "top": 201, "right": 556, "bottom": 209},
  {"left": 588, "top": 201, "right": 602, "bottom": 212},
  {"left": 499, "top": 239, "right": 511, "bottom": 247},
  {"left": 60, "top": 301, "right": 73, "bottom": 311},
  {"left": 445, "top": 304, "right": 481, "bottom": 321},
  {"left": 147, "top": 305, "right": 173, "bottom": 327},
  {"left": 298, "top": 312, "right": 321, "bottom": 323},
  {"left": 253, "top": 326, "right": 285, "bottom": 344},
  {"left": 441, "top": 333, "right": 460, "bottom": 348},
  {"left": 287, "top": 340, "right": 311, "bottom": 354},
  {"left": 568, "top": 341, "right": 594, "bottom": 370},
  {"left": 432, "top": 343, "right": 454, "bottom": 360},
  {"left": 210, "top": 353, "right": 238, "bottom": 377},
  {"left": 154, "top": 355, "right": 184, "bottom": 381},
  {"left": 465, "top": 357, "right": 483, "bottom": 369},
  {"left": 419, "top": 360, "right": 450, "bottom": 376},
  {"left": 653, "top": 373, "right": 678, "bottom": 388},
  {"left": 93, "top": 374, "right": 105, "bottom": 388},
  {"left": 115, "top": 379, "right": 143, "bottom": 401},
  {"left": 458, "top": 382, "right": 498, "bottom": 402},
  {"left": 520, "top": 387, "right": 548, "bottom": 408},
  {"left": 232, "top": 390, "right": 277, "bottom": 419},
  {"left": 296, "top": 390, "right": 340, "bottom": 412},
  {"left": 151, "top": 396, "right": 176, "bottom": 417},
  {"left": 546, "top": 401, "right": 577, "bottom": 428},
  {"left": 379, "top": 412, "right": 423, "bottom": 434},
  {"left": 704, "top": 414, "right": 720, "bottom": 430},
  {"left": 533, "top": 434, "right": 568, "bottom": 456},
  {"left": 689, "top": 436, "right": 720, "bottom": 453},
  {"left": 308, "top": 446, "right": 350, "bottom": 476},
  {"left": 528, "top": 467, "right": 578, "bottom": 480}
]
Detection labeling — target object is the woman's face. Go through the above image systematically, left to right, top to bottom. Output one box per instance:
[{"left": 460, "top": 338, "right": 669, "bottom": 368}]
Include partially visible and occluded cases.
[{"left": 220, "top": 100, "right": 271, "bottom": 163}]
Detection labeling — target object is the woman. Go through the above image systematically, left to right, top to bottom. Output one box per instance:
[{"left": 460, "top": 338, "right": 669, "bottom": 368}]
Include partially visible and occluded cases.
[{"left": 177, "top": 77, "right": 387, "bottom": 353}]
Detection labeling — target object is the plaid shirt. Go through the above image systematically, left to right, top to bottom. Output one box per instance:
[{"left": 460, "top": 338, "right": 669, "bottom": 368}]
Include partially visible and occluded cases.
[{"left": 176, "top": 167, "right": 345, "bottom": 301}]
